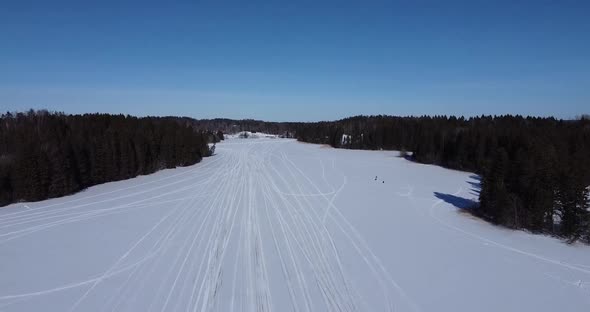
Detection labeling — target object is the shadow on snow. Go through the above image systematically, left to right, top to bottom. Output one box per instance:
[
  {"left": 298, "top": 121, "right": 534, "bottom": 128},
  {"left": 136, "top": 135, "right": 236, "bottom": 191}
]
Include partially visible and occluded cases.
[
  {"left": 433, "top": 175, "right": 480, "bottom": 210},
  {"left": 434, "top": 192, "right": 477, "bottom": 210}
]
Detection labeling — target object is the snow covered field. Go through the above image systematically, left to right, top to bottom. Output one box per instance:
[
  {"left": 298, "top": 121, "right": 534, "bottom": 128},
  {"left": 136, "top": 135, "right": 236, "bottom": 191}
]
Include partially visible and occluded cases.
[{"left": 1, "top": 138, "right": 589, "bottom": 312}]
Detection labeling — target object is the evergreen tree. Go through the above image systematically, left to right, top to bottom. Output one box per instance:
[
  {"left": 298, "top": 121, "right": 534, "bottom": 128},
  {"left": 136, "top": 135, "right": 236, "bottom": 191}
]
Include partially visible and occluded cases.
[{"left": 0, "top": 111, "right": 211, "bottom": 206}]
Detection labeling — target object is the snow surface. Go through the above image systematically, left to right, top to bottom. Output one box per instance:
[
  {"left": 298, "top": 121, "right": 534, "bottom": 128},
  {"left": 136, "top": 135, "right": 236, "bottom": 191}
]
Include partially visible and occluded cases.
[{"left": 0, "top": 138, "right": 589, "bottom": 312}]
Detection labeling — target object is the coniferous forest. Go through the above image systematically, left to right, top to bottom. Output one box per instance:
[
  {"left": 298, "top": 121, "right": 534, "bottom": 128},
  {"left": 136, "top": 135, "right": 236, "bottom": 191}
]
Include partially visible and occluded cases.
[
  {"left": 0, "top": 110, "right": 214, "bottom": 207},
  {"left": 1, "top": 111, "right": 589, "bottom": 243},
  {"left": 295, "top": 115, "right": 590, "bottom": 243}
]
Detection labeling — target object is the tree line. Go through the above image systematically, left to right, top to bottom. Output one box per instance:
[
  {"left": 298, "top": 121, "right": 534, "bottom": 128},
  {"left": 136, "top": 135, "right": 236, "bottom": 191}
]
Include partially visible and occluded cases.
[
  {"left": 0, "top": 110, "right": 214, "bottom": 206},
  {"left": 2, "top": 111, "right": 589, "bottom": 243},
  {"left": 295, "top": 115, "right": 590, "bottom": 243},
  {"left": 169, "top": 117, "right": 299, "bottom": 138}
]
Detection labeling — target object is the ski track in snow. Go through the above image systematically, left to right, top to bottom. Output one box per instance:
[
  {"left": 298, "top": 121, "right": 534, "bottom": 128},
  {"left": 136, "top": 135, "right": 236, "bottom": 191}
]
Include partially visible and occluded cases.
[{"left": 1, "top": 138, "right": 589, "bottom": 311}]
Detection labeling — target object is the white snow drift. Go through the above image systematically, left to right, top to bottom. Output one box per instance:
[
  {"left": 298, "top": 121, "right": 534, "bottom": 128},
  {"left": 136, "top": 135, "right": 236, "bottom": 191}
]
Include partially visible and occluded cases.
[{"left": 0, "top": 138, "right": 589, "bottom": 311}]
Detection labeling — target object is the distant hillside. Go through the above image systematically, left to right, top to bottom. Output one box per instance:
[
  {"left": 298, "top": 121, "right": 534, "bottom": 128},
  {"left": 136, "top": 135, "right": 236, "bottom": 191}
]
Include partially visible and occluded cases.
[{"left": 162, "top": 117, "right": 300, "bottom": 138}]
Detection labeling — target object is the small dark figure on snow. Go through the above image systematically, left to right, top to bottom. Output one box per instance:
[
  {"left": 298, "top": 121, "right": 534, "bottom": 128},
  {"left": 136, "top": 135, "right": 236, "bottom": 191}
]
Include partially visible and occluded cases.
[
  {"left": 375, "top": 176, "right": 377, "bottom": 181},
  {"left": 382, "top": 181, "right": 384, "bottom": 184}
]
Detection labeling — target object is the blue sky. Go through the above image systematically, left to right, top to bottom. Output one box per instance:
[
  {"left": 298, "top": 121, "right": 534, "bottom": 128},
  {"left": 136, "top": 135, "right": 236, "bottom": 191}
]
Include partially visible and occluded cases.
[{"left": 1, "top": 0, "right": 589, "bottom": 121}]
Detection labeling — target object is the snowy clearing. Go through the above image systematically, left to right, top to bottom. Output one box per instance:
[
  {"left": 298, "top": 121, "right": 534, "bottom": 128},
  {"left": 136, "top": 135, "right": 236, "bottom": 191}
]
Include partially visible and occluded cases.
[{"left": 1, "top": 138, "right": 589, "bottom": 311}]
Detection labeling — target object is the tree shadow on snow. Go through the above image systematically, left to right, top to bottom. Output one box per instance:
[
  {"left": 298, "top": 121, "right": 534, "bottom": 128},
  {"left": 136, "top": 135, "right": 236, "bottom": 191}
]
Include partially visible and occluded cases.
[
  {"left": 395, "top": 153, "right": 414, "bottom": 161},
  {"left": 467, "top": 174, "right": 481, "bottom": 197},
  {"left": 468, "top": 174, "right": 481, "bottom": 182},
  {"left": 433, "top": 176, "right": 480, "bottom": 210},
  {"left": 434, "top": 192, "right": 478, "bottom": 210}
]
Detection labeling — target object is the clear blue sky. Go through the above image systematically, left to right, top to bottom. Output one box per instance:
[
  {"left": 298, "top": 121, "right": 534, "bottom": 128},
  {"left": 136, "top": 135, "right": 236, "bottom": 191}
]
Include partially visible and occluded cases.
[{"left": 1, "top": 0, "right": 589, "bottom": 121}]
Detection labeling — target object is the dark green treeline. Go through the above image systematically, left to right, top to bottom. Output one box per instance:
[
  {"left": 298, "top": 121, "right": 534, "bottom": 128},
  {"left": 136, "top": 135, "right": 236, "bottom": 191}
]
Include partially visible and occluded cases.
[{"left": 0, "top": 110, "right": 215, "bottom": 206}]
